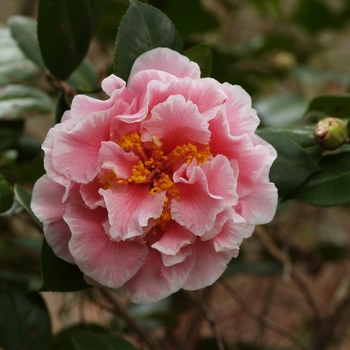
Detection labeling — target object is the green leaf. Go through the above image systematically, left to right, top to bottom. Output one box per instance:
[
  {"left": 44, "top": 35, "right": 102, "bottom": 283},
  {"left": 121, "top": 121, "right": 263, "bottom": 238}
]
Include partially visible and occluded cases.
[
  {"left": 37, "top": 0, "right": 106, "bottom": 80},
  {"left": 114, "top": 0, "right": 182, "bottom": 81},
  {"left": 159, "top": 0, "right": 218, "bottom": 37},
  {"left": 8, "top": 15, "right": 46, "bottom": 70},
  {"left": 0, "top": 27, "right": 39, "bottom": 85},
  {"left": 185, "top": 42, "right": 212, "bottom": 78},
  {"left": 65, "top": 58, "right": 99, "bottom": 91},
  {"left": 0, "top": 84, "right": 53, "bottom": 119},
  {"left": 254, "top": 94, "right": 308, "bottom": 127},
  {"left": 305, "top": 94, "right": 350, "bottom": 119},
  {"left": 0, "top": 119, "right": 24, "bottom": 150},
  {"left": 257, "top": 130, "right": 320, "bottom": 198},
  {"left": 290, "top": 151, "right": 350, "bottom": 206},
  {"left": 0, "top": 173, "right": 13, "bottom": 213},
  {"left": 14, "top": 184, "right": 42, "bottom": 226},
  {"left": 39, "top": 239, "right": 91, "bottom": 292},
  {"left": 0, "top": 272, "right": 52, "bottom": 350},
  {"left": 52, "top": 324, "right": 109, "bottom": 350},
  {"left": 72, "top": 331, "right": 137, "bottom": 350}
]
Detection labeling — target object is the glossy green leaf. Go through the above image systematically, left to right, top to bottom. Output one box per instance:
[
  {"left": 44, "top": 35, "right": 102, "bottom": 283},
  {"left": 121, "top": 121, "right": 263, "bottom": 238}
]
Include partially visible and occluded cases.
[
  {"left": 37, "top": 0, "right": 106, "bottom": 80},
  {"left": 114, "top": 0, "right": 182, "bottom": 81},
  {"left": 159, "top": 0, "right": 218, "bottom": 37},
  {"left": 8, "top": 15, "right": 46, "bottom": 70},
  {"left": 0, "top": 27, "right": 39, "bottom": 85},
  {"left": 185, "top": 42, "right": 212, "bottom": 78},
  {"left": 65, "top": 58, "right": 99, "bottom": 91},
  {"left": 0, "top": 84, "right": 53, "bottom": 119},
  {"left": 254, "top": 94, "right": 307, "bottom": 127},
  {"left": 305, "top": 94, "right": 350, "bottom": 119},
  {"left": 0, "top": 119, "right": 24, "bottom": 150},
  {"left": 257, "top": 130, "right": 320, "bottom": 198},
  {"left": 290, "top": 151, "right": 350, "bottom": 206},
  {"left": 0, "top": 173, "right": 13, "bottom": 213},
  {"left": 14, "top": 184, "right": 42, "bottom": 226},
  {"left": 39, "top": 239, "right": 91, "bottom": 292},
  {"left": 0, "top": 272, "right": 52, "bottom": 350},
  {"left": 52, "top": 324, "right": 109, "bottom": 350},
  {"left": 72, "top": 331, "right": 137, "bottom": 350}
]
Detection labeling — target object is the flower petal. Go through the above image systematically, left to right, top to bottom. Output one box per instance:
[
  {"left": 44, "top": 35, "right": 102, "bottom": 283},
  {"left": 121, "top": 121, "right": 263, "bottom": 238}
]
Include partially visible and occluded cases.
[
  {"left": 129, "top": 47, "right": 201, "bottom": 82},
  {"left": 221, "top": 83, "right": 260, "bottom": 136},
  {"left": 141, "top": 95, "right": 210, "bottom": 154},
  {"left": 99, "top": 141, "right": 139, "bottom": 179},
  {"left": 172, "top": 164, "right": 227, "bottom": 236},
  {"left": 31, "top": 175, "right": 66, "bottom": 223},
  {"left": 80, "top": 177, "right": 105, "bottom": 209},
  {"left": 100, "top": 184, "right": 166, "bottom": 240},
  {"left": 65, "top": 201, "right": 148, "bottom": 289},
  {"left": 44, "top": 220, "right": 74, "bottom": 264},
  {"left": 151, "top": 221, "right": 195, "bottom": 255},
  {"left": 182, "top": 239, "right": 232, "bottom": 290},
  {"left": 116, "top": 247, "right": 195, "bottom": 303}
]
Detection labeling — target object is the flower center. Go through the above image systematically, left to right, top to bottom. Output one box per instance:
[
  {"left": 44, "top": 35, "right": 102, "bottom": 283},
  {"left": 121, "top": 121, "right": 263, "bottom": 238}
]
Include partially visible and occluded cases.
[{"left": 103, "top": 131, "right": 211, "bottom": 229}]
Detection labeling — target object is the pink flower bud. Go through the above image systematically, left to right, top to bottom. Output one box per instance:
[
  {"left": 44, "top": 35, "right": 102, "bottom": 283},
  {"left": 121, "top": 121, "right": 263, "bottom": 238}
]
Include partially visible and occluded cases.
[{"left": 314, "top": 117, "right": 348, "bottom": 150}]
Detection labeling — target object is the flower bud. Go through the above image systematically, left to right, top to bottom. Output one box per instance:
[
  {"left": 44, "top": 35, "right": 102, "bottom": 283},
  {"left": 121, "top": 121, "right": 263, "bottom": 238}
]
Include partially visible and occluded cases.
[{"left": 314, "top": 117, "right": 348, "bottom": 150}]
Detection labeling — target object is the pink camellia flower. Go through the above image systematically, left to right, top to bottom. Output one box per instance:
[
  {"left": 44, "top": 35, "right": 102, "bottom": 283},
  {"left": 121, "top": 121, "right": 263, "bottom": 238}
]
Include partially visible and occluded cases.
[{"left": 31, "top": 48, "right": 278, "bottom": 303}]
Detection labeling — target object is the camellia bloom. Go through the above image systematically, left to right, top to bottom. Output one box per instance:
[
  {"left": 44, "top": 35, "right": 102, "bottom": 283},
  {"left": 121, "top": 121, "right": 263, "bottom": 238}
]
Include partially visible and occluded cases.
[{"left": 31, "top": 48, "right": 278, "bottom": 303}]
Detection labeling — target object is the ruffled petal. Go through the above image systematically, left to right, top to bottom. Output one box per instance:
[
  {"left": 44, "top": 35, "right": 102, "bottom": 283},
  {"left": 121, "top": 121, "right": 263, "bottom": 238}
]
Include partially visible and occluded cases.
[
  {"left": 129, "top": 47, "right": 201, "bottom": 82},
  {"left": 221, "top": 83, "right": 260, "bottom": 136},
  {"left": 141, "top": 95, "right": 210, "bottom": 154},
  {"left": 209, "top": 110, "right": 271, "bottom": 197},
  {"left": 51, "top": 111, "right": 114, "bottom": 184},
  {"left": 99, "top": 141, "right": 139, "bottom": 179},
  {"left": 172, "top": 164, "right": 227, "bottom": 236},
  {"left": 31, "top": 175, "right": 66, "bottom": 223},
  {"left": 80, "top": 177, "right": 105, "bottom": 209},
  {"left": 236, "top": 177, "right": 278, "bottom": 225},
  {"left": 100, "top": 184, "right": 166, "bottom": 240},
  {"left": 65, "top": 201, "right": 148, "bottom": 289},
  {"left": 44, "top": 220, "right": 74, "bottom": 264},
  {"left": 151, "top": 221, "right": 195, "bottom": 256},
  {"left": 182, "top": 239, "right": 233, "bottom": 290},
  {"left": 161, "top": 245, "right": 193, "bottom": 267},
  {"left": 116, "top": 246, "right": 195, "bottom": 303}
]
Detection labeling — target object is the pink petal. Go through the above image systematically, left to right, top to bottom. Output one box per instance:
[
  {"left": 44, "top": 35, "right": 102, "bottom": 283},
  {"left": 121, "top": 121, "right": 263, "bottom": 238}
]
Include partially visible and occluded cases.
[
  {"left": 129, "top": 47, "right": 201, "bottom": 82},
  {"left": 101, "top": 74, "right": 126, "bottom": 96},
  {"left": 169, "top": 77, "right": 227, "bottom": 120},
  {"left": 221, "top": 83, "right": 260, "bottom": 136},
  {"left": 141, "top": 95, "right": 210, "bottom": 154},
  {"left": 209, "top": 110, "right": 271, "bottom": 197},
  {"left": 52, "top": 111, "right": 113, "bottom": 184},
  {"left": 99, "top": 141, "right": 139, "bottom": 179},
  {"left": 199, "top": 154, "right": 238, "bottom": 206},
  {"left": 172, "top": 164, "right": 227, "bottom": 236},
  {"left": 31, "top": 175, "right": 66, "bottom": 223},
  {"left": 80, "top": 177, "right": 105, "bottom": 209},
  {"left": 236, "top": 177, "right": 278, "bottom": 225},
  {"left": 100, "top": 184, "right": 166, "bottom": 240},
  {"left": 65, "top": 201, "right": 148, "bottom": 289},
  {"left": 200, "top": 208, "right": 232, "bottom": 241},
  {"left": 212, "top": 211, "right": 254, "bottom": 253},
  {"left": 44, "top": 220, "right": 74, "bottom": 264},
  {"left": 151, "top": 221, "right": 195, "bottom": 255},
  {"left": 182, "top": 239, "right": 232, "bottom": 290},
  {"left": 161, "top": 245, "right": 193, "bottom": 267},
  {"left": 116, "top": 246, "right": 195, "bottom": 303}
]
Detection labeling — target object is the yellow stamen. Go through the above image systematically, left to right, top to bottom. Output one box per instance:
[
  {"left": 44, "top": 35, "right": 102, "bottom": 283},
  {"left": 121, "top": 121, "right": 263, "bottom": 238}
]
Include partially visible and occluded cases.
[
  {"left": 118, "top": 132, "right": 143, "bottom": 153},
  {"left": 156, "top": 197, "right": 172, "bottom": 230}
]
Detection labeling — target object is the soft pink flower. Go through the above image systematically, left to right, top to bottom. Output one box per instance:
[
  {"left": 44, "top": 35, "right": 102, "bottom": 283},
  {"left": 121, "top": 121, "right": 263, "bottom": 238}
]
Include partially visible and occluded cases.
[{"left": 31, "top": 48, "right": 278, "bottom": 303}]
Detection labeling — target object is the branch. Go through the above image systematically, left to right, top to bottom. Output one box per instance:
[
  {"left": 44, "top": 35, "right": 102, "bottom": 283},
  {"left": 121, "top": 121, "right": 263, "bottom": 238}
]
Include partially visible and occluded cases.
[
  {"left": 254, "top": 226, "right": 321, "bottom": 321},
  {"left": 220, "top": 278, "right": 310, "bottom": 350},
  {"left": 99, "top": 288, "right": 163, "bottom": 350},
  {"left": 195, "top": 290, "right": 226, "bottom": 350}
]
